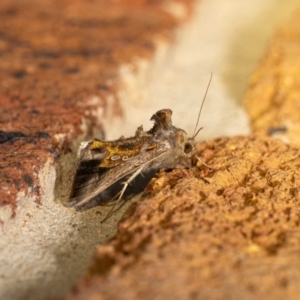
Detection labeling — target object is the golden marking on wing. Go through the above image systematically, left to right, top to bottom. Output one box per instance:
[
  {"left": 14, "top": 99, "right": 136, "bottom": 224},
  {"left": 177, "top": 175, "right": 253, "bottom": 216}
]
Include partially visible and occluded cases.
[{"left": 146, "top": 144, "right": 157, "bottom": 151}]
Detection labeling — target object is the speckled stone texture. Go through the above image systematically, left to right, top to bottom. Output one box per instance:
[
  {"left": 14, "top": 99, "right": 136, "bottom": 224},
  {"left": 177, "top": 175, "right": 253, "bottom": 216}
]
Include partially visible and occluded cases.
[
  {"left": 2, "top": 0, "right": 300, "bottom": 299},
  {"left": 66, "top": 4, "right": 300, "bottom": 300},
  {"left": 245, "top": 8, "right": 300, "bottom": 146},
  {"left": 68, "top": 136, "right": 300, "bottom": 300}
]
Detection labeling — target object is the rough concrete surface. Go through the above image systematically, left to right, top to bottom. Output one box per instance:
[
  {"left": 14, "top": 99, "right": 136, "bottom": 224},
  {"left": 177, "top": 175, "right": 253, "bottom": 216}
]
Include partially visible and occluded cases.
[
  {"left": 0, "top": 0, "right": 299, "bottom": 300},
  {"left": 245, "top": 7, "right": 300, "bottom": 146},
  {"left": 68, "top": 136, "right": 300, "bottom": 300}
]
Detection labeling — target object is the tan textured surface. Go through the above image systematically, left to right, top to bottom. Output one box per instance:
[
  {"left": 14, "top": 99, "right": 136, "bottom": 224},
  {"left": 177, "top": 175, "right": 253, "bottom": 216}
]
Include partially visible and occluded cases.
[
  {"left": 1, "top": 0, "right": 299, "bottom": 299},
  {"left": 67, "top": 4, "right": 300, "bottom": 299},
  {"left": 244, "top": 8, "right": 300, "bottom": 146},
  {"left": 68, "top": 136, "right": 300, "bottom": 300}
]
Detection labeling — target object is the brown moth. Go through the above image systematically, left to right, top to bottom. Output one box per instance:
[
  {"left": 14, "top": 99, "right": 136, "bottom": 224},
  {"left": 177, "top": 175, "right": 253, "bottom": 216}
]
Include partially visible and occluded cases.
[
  {"left": 68, "top": 75, "right": 212, "bottom": 214},
  {"left": 68, "top": 109, "right": 196, "bottom": 207}
]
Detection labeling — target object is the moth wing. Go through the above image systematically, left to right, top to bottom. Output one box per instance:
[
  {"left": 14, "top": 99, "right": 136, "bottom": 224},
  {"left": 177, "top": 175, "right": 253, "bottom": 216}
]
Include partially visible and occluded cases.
[
  {"left": 67, "top": 140, "right": 107, "bottom": 206},
  {"left": 67, "top": 143, "right": 168, "bottom": 208}
]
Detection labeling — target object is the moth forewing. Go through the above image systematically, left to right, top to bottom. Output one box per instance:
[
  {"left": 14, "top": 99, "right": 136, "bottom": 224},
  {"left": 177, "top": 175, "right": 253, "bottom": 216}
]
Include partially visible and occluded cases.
[
  {"left": 68, "top": 107, "right": 203, "bottom": 211},
  {"left": 68, "top": 137, "right": 170, "bottom": 208},
  {"left": 68, "top": 140, "right": 107, "bottom": 206}
]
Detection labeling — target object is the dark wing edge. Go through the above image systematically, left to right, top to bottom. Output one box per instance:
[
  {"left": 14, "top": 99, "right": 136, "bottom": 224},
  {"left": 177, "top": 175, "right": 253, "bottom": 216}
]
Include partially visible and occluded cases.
[{"left": 67, "top": 148, "right": 168, "bottom": 208}]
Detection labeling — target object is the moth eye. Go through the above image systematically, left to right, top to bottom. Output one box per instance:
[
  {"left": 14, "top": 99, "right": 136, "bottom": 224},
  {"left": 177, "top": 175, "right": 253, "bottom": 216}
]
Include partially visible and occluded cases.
[
  {"left": 184, "top": 142, "right": 193, "bottom": 154},
  {"left": 122, "top": 155, "right": 129, "bottom": 161}
]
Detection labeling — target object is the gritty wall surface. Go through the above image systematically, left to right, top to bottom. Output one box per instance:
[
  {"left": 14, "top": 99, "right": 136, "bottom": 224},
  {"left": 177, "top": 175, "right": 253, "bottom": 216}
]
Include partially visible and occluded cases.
[
  {"left": 0, "top": 1, "right": 299, "bottom": 300},
  {"left": 68, "top": 3, "right": 300, "bottom": 299},
  {"left": 244, "top": 7, "right": 300, "bottom": 146},
  {"left": 68, "top": 136, "right": 300, "bottom": 300}
]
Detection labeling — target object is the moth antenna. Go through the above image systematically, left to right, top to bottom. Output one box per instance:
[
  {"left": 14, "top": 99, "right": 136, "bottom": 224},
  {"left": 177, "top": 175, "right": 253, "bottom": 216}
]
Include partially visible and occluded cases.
[
  {"left": 192, "top": 72, "right": 213, "bottom": 140},
  {"left": 192, "top": 127, "right": 203, "bottom": 140}
]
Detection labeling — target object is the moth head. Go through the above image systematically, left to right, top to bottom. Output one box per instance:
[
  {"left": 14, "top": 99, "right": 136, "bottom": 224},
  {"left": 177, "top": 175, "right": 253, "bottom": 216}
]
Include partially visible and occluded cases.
[
  {"left": 185, "top": 126, "right": 203, "bottom": 156},
  {"left": 175, "top": 129, "right": 196, "bottom": 156}
]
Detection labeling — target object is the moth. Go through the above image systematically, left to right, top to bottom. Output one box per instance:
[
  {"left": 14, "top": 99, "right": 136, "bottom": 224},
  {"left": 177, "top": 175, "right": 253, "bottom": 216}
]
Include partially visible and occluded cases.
[{"left": 68, "top": 75, "right": 212, "bottom": 217}]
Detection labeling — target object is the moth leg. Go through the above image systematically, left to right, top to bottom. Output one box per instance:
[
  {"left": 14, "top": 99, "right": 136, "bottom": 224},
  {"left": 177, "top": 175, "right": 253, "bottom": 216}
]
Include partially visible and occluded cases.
[
  {"left": 196, "top": 155, "right": 214, "bottom": 169},
  {"left": 101, "top": 166, "right": 144, "bottom": 223},
  {"left": 119, "top": 166, "right": 144, "bottom": 199}
]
